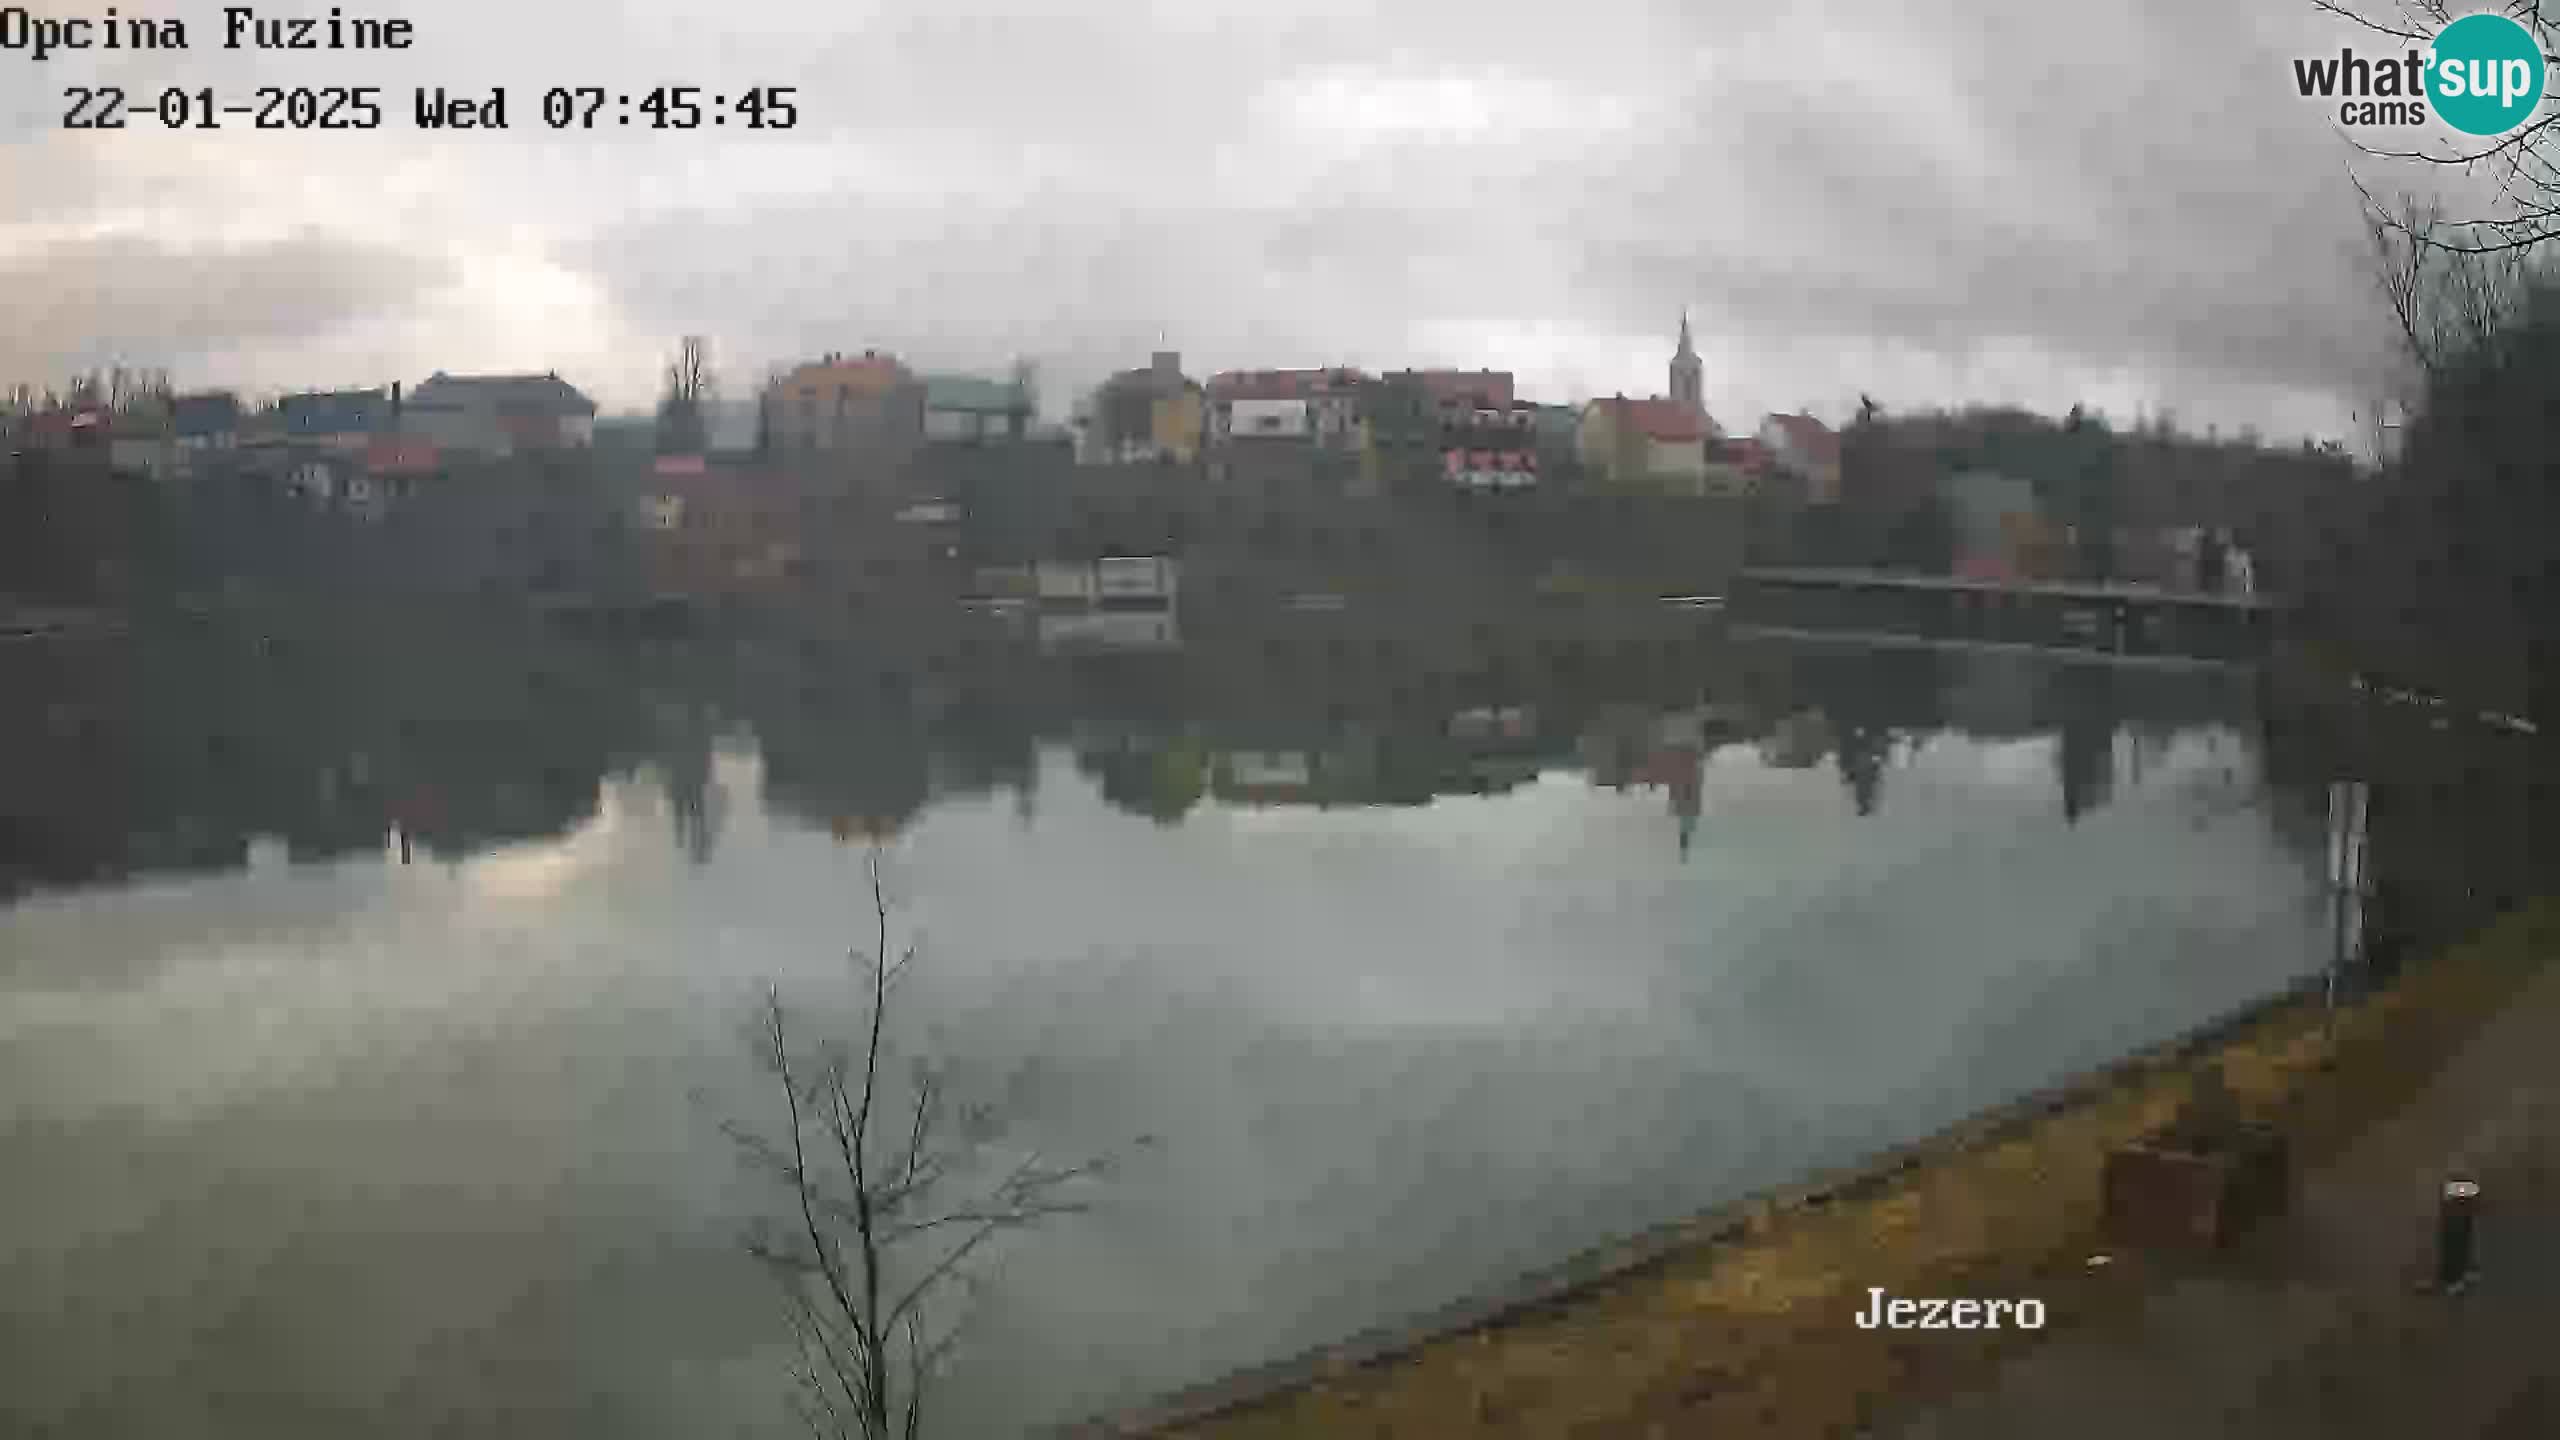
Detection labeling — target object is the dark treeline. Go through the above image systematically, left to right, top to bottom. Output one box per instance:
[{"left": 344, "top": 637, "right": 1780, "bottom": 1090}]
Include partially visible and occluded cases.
[
  {"left": 2264, "top": 205, "right": 2560, "bottom": 961},
  {"left": 2296, "top": 270, "right": 2560, "bottom": 724},
  {"left": 1784, "top": 401, "right": 2356, "bottom": 592},
  {"left": 3, "top": 426, "right": 1751, "bottom": 624},
  {"left": 944, "top": 443, "right": 1749, "bottom": 608},
  {"left": 0, "top": 446, "right": 638, "bottom": 610},
  {"left": 0, "top": 594, "right": 2271, "bottom": 903},
  {"left": 0, "top": 607, "right": 655, "bottom": 896}
]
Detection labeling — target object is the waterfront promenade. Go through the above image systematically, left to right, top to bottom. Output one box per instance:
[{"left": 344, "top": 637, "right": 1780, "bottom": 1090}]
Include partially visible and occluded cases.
[
  {"left": 1090, "top": 904, "right": 2560, "bottom": 1439},
  {"left": 1886, "top": 934, "right": 2560, "bottom": 1438}
]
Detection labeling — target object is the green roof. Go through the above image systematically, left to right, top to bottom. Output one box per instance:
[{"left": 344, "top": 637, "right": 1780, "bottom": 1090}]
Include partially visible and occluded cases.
[{"left": 923, "top": 375, "right": 1029, "bottom": 413}]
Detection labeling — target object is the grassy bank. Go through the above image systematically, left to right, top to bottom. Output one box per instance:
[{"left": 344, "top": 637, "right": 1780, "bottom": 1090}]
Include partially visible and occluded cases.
[{"left": 1136, "top": 900, "right": 2560, "bottom": 1439}]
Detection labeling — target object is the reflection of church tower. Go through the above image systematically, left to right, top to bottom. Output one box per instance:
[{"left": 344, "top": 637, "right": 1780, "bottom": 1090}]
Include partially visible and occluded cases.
[{"left": 1669, "top": 310, "right": 1704, "bottom": 415}]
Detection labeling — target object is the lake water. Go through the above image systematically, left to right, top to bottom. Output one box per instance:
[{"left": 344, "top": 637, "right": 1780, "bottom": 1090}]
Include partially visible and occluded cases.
[{"left": 0, "top": 609, "right": 2336, "bottom": 1437}]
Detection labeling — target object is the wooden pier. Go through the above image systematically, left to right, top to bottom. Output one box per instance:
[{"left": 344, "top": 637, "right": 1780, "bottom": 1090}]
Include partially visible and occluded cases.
[{"left": 1731, "top": 567, "right": 2282, "bottom": 666}]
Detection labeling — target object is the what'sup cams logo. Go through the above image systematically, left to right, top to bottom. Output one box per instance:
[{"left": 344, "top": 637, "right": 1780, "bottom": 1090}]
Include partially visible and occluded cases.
[{"left": 2293, "top": 11, "right": 2549, "bottom": 135}]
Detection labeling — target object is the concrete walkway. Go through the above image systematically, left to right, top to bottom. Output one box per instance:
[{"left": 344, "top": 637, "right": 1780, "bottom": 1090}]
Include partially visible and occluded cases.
[{"left": 1885, "top": 963, "right": 2560, "bottom": 1439}]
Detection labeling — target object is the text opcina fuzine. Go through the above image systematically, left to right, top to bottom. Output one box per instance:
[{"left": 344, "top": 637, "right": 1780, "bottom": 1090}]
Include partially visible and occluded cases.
[
  {"left": 0, "top": 7, "right": 417, "bottom": 63},
  {"left": 1853, "top": 1287, "right": 2047, "bottom": 1330}
]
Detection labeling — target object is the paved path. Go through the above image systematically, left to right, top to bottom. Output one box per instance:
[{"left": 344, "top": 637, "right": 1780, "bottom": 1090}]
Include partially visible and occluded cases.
[{"left": 1885, "top": 964, "right": 2560, "bottom": 1439}]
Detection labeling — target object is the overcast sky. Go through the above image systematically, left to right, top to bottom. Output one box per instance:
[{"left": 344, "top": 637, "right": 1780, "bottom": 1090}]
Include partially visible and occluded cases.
[{"left": 0, "top": 0, "right": 2478, "bottom": 442}]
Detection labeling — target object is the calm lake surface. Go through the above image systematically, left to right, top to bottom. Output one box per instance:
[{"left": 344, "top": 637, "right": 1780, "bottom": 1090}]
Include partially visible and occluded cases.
[{"left": 0, "top": 607, "right": 2335, "bottom": 1437}]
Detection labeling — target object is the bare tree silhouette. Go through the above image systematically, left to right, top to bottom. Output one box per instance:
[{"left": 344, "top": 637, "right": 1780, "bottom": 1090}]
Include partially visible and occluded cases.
[
  {"left": 2319, "top": 0, "right": 2560, "bottom": 257},
  {"left": 2363, "top": 182, "right": 2541, "bottom": 380},
  {"left": 659, "top": 335, "right": 717, "bottom": 455},
  {"left": 725, "top": 847, "right": 1116, "bottom": 1439}
]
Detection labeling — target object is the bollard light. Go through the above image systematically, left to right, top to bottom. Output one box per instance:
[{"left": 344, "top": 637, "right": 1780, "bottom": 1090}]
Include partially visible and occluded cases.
[{"left": 2436, "top": 1176, "right": 2480, "bottom": 1293}]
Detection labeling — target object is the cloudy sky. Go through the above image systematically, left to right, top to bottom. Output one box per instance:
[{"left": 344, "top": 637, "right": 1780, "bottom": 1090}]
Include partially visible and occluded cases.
[{"left": 0, "top": 0, "right": 2479, "bottom": 441}]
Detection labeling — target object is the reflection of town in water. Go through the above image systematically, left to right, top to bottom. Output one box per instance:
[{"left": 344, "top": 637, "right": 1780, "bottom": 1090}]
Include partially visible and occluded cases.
[{"left": 0, "top": 590, "right": 2316, "bottom": 902}]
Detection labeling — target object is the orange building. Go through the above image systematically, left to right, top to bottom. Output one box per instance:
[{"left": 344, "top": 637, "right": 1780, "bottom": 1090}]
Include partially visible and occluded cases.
[{"left": 767, "top": 350, "right": 923, "bottom": 458}]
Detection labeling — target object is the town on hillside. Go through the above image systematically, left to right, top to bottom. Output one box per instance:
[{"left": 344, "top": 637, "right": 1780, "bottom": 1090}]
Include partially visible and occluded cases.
[
  {"left": 24, "top": 0, "right": 2560, "bottom": 1433},
  {"left": 1, "top": 315, "right": 2349, "bottom": 641}
]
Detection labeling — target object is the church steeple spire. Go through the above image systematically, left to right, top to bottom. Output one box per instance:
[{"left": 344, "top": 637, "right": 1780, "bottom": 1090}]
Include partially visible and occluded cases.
[{"left": 1669, "top": 309, "right": 1703, "bottom": 414}]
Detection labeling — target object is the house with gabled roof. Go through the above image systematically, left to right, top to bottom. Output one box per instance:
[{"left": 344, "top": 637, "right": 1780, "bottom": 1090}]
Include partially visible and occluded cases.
[
  {"left": 1572, "top": 314, "right": 1738, "bottom": 489},
  {"left": 767, "top": 350, "right": 925, "bottom": 459},
  {"left": 1205, "top": 366, "right": 1367, "bottom": 448},
  {"left": 405, "top": 371, "right": 598, "bottom": 457},
  {"left": 921, "top": 373, "right": 1034, "bottom": 445},
  {"left": 280, "top": 388, "right": 392, "bottom": 450},
  {"left": 172, "top": 392, "right": 241, "bottom": 450},
  {"left": 1578, "top": 395, "right": 1714, "bottom": 487},
  {"left": 1757, "top": 412, "right": 1843, "bottom": 503}
]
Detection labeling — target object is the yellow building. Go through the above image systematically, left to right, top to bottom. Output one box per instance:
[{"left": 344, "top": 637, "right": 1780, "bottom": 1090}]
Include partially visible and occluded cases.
[
  {"left": 1080, "top": 351, "right": 1205, "bottom": 464},
  {"left": 1150, "top": 386, "right": 1205, "bottom": 460},
  {"left": 1578, "top": 396, "right": 1711, "bottom": 488}
]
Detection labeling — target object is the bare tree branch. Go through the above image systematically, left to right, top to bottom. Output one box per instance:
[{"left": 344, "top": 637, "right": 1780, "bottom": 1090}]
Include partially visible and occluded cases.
[
  {"left": 2310, "top": 0, "right": 2436, "bottom": 41},
  {"left": 2329, "top": 0, "right": 2560, "bottom": 277},
  {"left": 657, "top": 335, "right": 716, "bottom": 453},
  {"left": 726, "top": 845, "right": 1116, "bottom": 1438},
  {"left": 850, "top": 849, "right": 894, "bottom": 1435},
  {"left": 766, "top": 990, "right": 873, "bottom": 1411},
  {"left": 901, "top": 1067, "right": 935, "bottom": 1189},
  {"left": 879, "top": 1197, "right": 1092, "bottom": 1245},
  {"left": 882, "top": 1215, "right": 1010, "bottom": 1341},
  {"left": 774, "top": 1259, "right": 876, "bottom": 1424},
  {"left": 902, "top": 1309, "right": 925, "bottom": 1440}
]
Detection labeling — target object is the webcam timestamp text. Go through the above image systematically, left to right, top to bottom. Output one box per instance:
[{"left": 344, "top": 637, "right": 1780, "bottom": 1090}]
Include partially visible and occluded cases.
[{"left": 60, "top": 83, "right": 802, "bottom": 132}]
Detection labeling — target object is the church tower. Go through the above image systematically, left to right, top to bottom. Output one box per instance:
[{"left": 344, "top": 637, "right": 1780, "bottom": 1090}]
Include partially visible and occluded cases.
[{"left": 1669, "top": 310, "right": 1704, "bottom": 415}]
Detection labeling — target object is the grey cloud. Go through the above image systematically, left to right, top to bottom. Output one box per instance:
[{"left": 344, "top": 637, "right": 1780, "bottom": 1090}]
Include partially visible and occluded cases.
[
  {"left": 2, "top": 0, "right": 2424, "bottom": 429},
  {"left": 574, "top": 0, "right": 2405, "bottom": 422},
  {"left": 1565, "top": 0, "right": 2400, "bottom": 400},
  {"left": 0, "top": 230, "right": 456, "bottom": 382}
]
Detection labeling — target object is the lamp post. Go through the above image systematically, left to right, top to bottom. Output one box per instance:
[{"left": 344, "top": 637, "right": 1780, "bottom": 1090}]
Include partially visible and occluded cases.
[{"left": 2435, "top": 1176, "right": 2480, "bottom": 1294}]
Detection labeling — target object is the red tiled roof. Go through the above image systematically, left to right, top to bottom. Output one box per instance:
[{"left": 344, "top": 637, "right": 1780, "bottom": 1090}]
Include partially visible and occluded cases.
[
  {"left": 1590, "top": 396, "right": 1710, "bottom": 444},
  {"left": 30, "top": 408, "right": 110, "bottom": 440},
  {"left": 1763, "top": 412, "right": 1841, "bottom": 464},
  {"left": 366, "top": 437, "right": 439, "bottom": 475},
  {"left": 1443, "top": 449, "right": 1537, "bottom": 474}
]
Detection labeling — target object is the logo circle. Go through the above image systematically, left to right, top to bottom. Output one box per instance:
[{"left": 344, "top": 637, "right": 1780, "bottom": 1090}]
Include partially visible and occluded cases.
[{"left": 2428, "top": 13, "right": 2548, "bottom": 137}]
